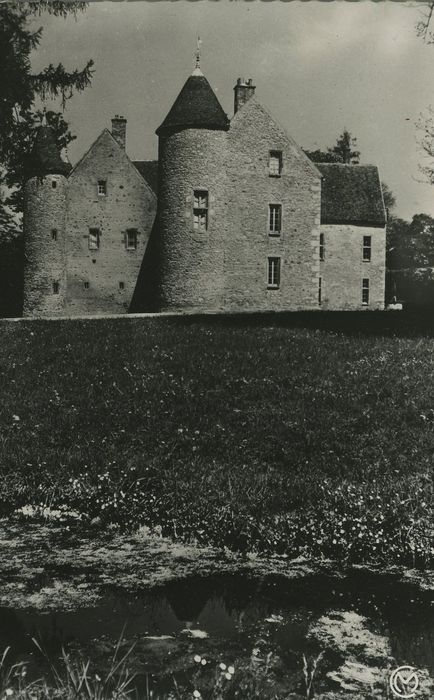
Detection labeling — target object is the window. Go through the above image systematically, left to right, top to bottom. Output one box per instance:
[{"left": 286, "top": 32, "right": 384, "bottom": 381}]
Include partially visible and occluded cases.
[
  {"left": 269, "top": 151, "right": 282, "bottom": 177},
  {"left": 51, "top": 180, "right": 57, "bottom": 189},
  {"left": 97, "top": 180, "right": 107, "bottom": 196},
  {"left": 193, "top": 190, "right": 208, "bottom": 232},
  {"left": 269, "top": 204, "right": 282, "bottom": 235},
  {"left": 88, "top": 228, "right": 100, "bottom": 250},
  {"left": 51, "top": 229, "right": 57, "bottom": 241},
  {"left": 126, "top": 229, "right": 138, "bottom": 250},
  {"left": 319, "top": 233, "right": 325, "bottom": 261},
  {"left": 363, "top": 235, "right": 372, "bottom": 261},
  {"left": 267, "top": 257, "right": 281, "bottom": 289},
  {"left": 318, "top": 277, "right": 322, "bottom": 305},
  {"left": 362, "top": 278, "right": 370, "bottom": 305},
  {"left": 52, "top": 281, "right": 59, "bottom": 294},
  {"left": 84, "top": 281, "right": 89, "bottom": 290},
  {"left": 119, "top": 281, "right": 125, "bottom": 290}
]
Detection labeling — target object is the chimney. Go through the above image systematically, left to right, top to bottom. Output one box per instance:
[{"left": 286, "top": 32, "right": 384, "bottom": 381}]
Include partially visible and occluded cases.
[
  {"left": 233, "top": 78, "right": 256, "bottom": 114},
  {"left": 111, "top": 115, "right": 127, "bottom": 149}
]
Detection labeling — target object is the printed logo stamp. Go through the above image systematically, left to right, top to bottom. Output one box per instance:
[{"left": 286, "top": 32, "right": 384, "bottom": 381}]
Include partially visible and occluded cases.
[{"left": 389, "top": 666, "right": 419, "bottom": 698}]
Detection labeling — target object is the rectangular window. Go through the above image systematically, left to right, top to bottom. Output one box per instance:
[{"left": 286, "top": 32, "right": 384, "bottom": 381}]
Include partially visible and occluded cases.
[
  {"left": 269, "top": 151, "right": 282, "bottom": 177},
  {"left": 51, "top": 180, "right": 57, "bottom": 189},
  {"left": 97, "top": 180, "right": 107, "bottom": 196},
  {"left": 193, "top": 190, "right": 208, "bottom": 232},
  {"left": 269, "top": 204, "right": 282, "bottom": 235},
  {"left": 88, "top": 228, "right": 100, "bottom": 250},
  {"left": 51, "top": 229, "right": 57, "bottom": 241},
  {"left": 126, "top": 229, "right": 138, "bottom": 250},
  {"left": 319, "top": 233, "right": 325, "bottom": 261},
  {"left": 363, "top": 235, "right": 372, "bottom": 261},
  {"left": 267, "top": 257, "right": 281, "bottom": 289},
  {"left": 318, "top": 277, "right": 322, "bottom": 305},
  {"left": 362, "top": 278, "right": 370, "bottom": 305},
  {"left": 52, "top": 281, "right": 59, "bottom": 294},
  {"left": 84, "top": 281, "right": 89, "bottom": 290},
  {"left": 119, "top": 281, "right": 125, "bottom": 290}
]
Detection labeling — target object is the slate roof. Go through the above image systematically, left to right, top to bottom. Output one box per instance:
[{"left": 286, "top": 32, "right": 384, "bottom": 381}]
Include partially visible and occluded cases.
[
  {"left": 156, "top": 72, "right": 230, "bottom": 135},
  {"left": 27, "top": 125, "right": 71, "bottom": 178},
  {"left": 133, "top": 160, "right": 158, "bottom": 194},
  {"left": 316, "top": 163, "right": 386, "bottom": 226}
]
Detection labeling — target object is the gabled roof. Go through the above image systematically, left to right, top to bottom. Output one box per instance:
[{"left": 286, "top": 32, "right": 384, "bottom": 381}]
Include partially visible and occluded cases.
[
  {"left": 156, "top": 70, "right": 230, "bottom": 135},
  {"left": 27, "top": 125, "right": 71, "bottom": 179},
  {"left": 133, "top": 160, "right": 158, "bottom": 194},
  {"left": 316, "top": 163, "right": 386, "bottom": 226}
]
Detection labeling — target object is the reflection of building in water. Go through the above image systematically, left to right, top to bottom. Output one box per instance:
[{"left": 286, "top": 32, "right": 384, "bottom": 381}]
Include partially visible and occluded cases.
[{"left": 164, "top": 578, "right": 213, "bottom": 624}]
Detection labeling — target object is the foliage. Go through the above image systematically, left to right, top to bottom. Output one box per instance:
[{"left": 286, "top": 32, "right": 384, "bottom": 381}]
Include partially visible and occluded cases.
[
  {"left": 0, "top": 1, "right": 92, "bottom": 227},
  {"left": 304, "top": 129, "right": 360, "bottom": 164},
  {"left": 2, "top": 317, "right": 434, "bottom": 567}
]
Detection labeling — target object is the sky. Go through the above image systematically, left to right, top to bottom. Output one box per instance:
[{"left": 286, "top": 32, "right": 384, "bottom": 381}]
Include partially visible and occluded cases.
[{"left": 30, "top": 0, "right": 434, "bottom": 221}]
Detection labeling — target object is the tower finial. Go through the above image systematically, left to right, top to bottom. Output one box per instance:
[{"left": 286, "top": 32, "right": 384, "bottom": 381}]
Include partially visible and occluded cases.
[
  {"left": 195, "top": 36, "right": 202, "bottom": 69},
  {"left": 41, "top": 107, "right": 47, "bottom": 127}
]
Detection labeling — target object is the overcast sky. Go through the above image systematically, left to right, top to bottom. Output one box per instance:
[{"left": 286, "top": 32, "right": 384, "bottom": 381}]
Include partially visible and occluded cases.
[{"left": 31, "top": 0, "right": 434, "bottom": 220}]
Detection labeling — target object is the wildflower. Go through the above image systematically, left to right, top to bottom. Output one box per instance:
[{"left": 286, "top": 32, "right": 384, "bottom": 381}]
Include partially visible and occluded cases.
[
  {"left": 12, "top": 415, "right": 20, "bottom": 422},
  {"left": 194, "top": 655, "right": 201, "bottom": 663},
  {"left": 201, "top": 658, "right": 207, "bottom": 665},
  {"left": 219, "top": 663, "right": 227, "bottom": 671},
  {"left": 228, "top": 666, "right": 235, "bottom": 675},
  {"left": 225, "top": 673, "right": 232, "bottom": 680},
  {"left": 5, "top": 690, "right": 13, "bottom": 697},
  {"left": 193, "top": 692, "right": 201, "bottom": 699}
]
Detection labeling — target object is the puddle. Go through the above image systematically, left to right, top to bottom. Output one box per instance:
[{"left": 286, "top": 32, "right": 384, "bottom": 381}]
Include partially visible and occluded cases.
[{"left": 2, "top": 570, "right": 434, "bottom": 697}]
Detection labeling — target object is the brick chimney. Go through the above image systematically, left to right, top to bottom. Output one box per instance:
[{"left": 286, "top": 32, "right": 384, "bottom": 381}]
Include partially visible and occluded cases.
[
  {"left": 233, "top": 78, "right": 256, "bottom": 114},
  {"left": 111, "top": 115, "right": 127, "bottom": 149}
]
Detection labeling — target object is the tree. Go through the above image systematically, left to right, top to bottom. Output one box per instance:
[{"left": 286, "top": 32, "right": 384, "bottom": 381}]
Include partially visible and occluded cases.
[
  {"left": 0, "top": 1, "right": 93, "bottom": 226},
  {"left": 304, "top": 129, "right": 360, "bottom": 164},
  {"left": 381, "top": 181, "right": 396, "bottom": 217}
]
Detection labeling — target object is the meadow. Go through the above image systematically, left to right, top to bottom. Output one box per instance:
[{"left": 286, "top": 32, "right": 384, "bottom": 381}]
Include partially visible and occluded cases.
[{"left": 1, "top": 312, "right": 434, "bottom": 566}]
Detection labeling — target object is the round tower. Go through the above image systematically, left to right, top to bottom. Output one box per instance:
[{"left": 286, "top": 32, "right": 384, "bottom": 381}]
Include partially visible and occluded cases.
[
  {"left": 155, "top": 64, "right": 230, "bottom": 311},
  {"left": 23, "top": 120, "right": 70, "bottom": 317}
]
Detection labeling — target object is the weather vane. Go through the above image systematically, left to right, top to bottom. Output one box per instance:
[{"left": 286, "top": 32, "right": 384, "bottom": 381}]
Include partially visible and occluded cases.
[{"left": 195, "top": 36, "right": 202, "bottom": 69}]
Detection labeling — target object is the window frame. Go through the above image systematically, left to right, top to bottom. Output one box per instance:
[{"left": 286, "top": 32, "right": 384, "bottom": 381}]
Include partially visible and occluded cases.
[
  {"left": 269, "top": 151, "right": 282, "bottom": 177},
  {"left": 97, "top": 180, "right": 107, "bottom": 196},
  {"left": 193, "top": 190, "right": 209, "bottom": 233},
  {"left": 269, "top": 203, "right": 282, "bottom": 236},
  {"left": 88, "top": 228, "right": 101, "bottom": 251},
  {"left": 51, "top": 229, "right": 58, "bottom": 241},
  {"left": 125, "top": 229, "right": 138, "bottom": 251},
  {"left": 363, "top": 235, "right": 372, "bottom": 262},
  {"left": 267, "top": 256, "right": 281, "bottom": 289},
  {"left": 318, "top": 276, "right": 322, "bottom": 305},
  {"left": 362, "top": 278, "right": 370, "bottom": 305},
  {"left": 52, "top": 281, "right": 59, "bottom": 295},
  {"left": 119, "top": 281, "right": 125, "bottom": 290}
]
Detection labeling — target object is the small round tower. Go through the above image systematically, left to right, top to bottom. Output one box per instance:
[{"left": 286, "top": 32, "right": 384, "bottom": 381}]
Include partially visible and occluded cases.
[
  {"left": 155, "top": 63, "right": 230, "bottom": 311},
  {"left": 23, "top": 119, "right": 70, "bottom": 317}
]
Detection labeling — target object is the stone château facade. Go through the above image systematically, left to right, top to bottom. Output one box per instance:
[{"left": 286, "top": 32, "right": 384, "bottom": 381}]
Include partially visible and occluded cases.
[{"left": 22, "top": 66, "right": 387, "bottom": 317}]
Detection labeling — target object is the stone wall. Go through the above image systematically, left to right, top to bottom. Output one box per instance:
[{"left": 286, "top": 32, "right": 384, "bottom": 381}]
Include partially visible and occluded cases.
[
  {"left": 223, "top": 99, "right": 321, "bottom": 311},
  {"left": 156, "top": 128, "right": 228, "bottom": 311},
  {"left": 65, "top": 130, "right": 156, "bottom": 316},
  {"left": 23, "top": 174, "right": 67, "bottom": 317},
  {"left": 319, "top": 224, "right": 386, "bottom": 310}
]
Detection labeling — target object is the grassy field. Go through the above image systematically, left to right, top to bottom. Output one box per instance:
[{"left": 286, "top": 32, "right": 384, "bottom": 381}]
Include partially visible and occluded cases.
[{"left": 1, "top": 312, "right": 434, "bottom": 566}]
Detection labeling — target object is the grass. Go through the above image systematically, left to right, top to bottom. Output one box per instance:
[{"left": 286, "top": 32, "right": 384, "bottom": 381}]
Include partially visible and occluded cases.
[{"left": 1, "top": 312, "right": 434, "bottom": 565}]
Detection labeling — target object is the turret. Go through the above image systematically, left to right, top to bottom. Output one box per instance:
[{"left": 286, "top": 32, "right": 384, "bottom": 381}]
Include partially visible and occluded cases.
[
  {"left": 155, "top": 61, "right": 230, "bottom": 311},
  {"left": 23, "top": 118, "right": 70, "bottom": 316}
]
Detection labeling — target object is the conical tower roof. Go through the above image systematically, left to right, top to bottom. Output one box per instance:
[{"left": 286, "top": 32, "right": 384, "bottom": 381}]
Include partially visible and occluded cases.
[
  {"left": 156, "top": 69, "right": 230, "bottom": 135},
  {"left": 27, "top": 124, "right": 71, "bottom": 179}
]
